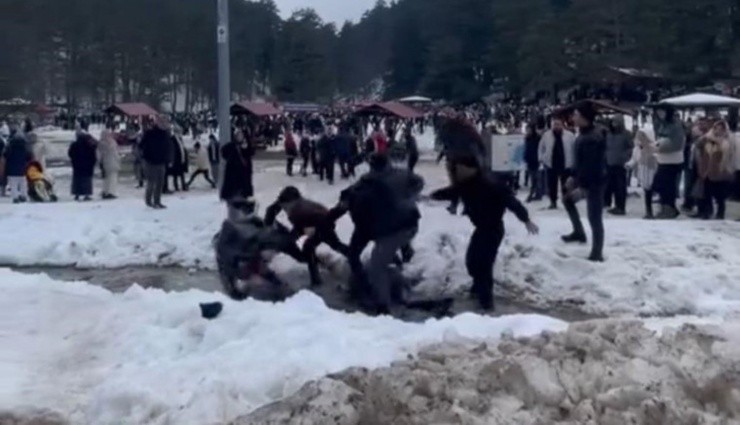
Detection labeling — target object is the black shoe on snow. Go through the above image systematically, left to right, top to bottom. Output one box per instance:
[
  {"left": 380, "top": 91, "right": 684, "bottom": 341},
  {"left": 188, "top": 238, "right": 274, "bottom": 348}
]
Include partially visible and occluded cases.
[
  {"left": 608, "top": 208, "right": 626, "bottom": 216},
  {"left": 561, "top": 233, "right": 587, "bottom": 244},
  {"left": 587, "top": 254, "right": 605, "bottom": 263}
]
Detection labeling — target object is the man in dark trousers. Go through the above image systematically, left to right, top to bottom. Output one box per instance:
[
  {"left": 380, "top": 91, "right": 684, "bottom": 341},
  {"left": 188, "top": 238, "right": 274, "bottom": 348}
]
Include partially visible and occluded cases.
[
  {"left": 562, "top": 103, "right": 608, "bottom": 262},
  {"left": 140, "top": 115, "right": 173, "bottom": 209},
  {"left": 604, "top": 116, "right": 634, "bottom": 215},
  {"left": 539, "top": 117, "right": 576, "bottom": 209},
  {"left": 403, "top": 126, "right": 419, "bottom": 172},
  {"left": 316, "top": 130, "right": 336, "bottom": 184},
  {"left": 299, "top": 134, "right": 311, "bottom": 177},
  {"left": 326, "top": 154, "right": 425, "bottom": 314},
  {"left": 431, "top": 156, "right": 538, "bottom": 311},
  {"left": 264, "top": 186, "right": 350, "bottom": 287}
]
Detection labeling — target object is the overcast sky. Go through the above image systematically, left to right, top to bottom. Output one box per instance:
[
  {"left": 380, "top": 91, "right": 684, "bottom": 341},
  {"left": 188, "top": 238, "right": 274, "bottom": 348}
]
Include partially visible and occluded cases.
[{"left": 273, "top": 0, "right": 377, "bottom": 25}]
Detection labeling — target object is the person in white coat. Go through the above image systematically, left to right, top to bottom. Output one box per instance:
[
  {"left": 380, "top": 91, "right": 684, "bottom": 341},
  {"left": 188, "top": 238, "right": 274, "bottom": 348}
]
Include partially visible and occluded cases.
[
  {"left": 538, "top": 117, "right": 576, "bottom": 209},
  {"left": 98, "top": 126, "right": 121, "bottom": 199},
  {"left": 30, "top": 133, "right": 49, "bottom": 170},
  {"left": 186, "top": 142, "right": 216, "bottom": 189}
]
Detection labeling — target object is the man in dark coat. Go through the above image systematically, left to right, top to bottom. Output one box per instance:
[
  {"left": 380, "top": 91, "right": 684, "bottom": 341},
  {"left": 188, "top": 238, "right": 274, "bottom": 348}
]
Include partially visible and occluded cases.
[
  {"left": 562, "top": 103, "right": 608, "bottom": 262},
  {"left": 140, "top": 116, "right": 173, "bottom": 209},
  {"left": 604, "top": 116, "right": 634, "bottom": 215},
  {"left": 524, "top": 123, "right": 543, "bottom": 202},
  {"left": 4, "top": 124, "right": 31, "bottom": 203},
  {"left": 334, "top": 126, "right": 354, "bottom": 179},
  {"left": 403, "top": 126, "right": 419, "bottom": 173},
  {"left": 220, "top": 128, "right": 254, "bottom": 202},
  {"left": 68, "top": 129, "right": 98, "bottom": 201},
  {"left": 165, "top": 129, "right": 189, "bottom": 193},
  {"left": 316, "top": 131, "right": 336, "bottom": 184},
  {"left": 299, "top": 135, "right": 311, "bottom": 177},
  {"left": 326, "top": 154, "right": 425, "bottom": 314},
  {"left": 431, "top": 158, "right": 538, "bottom": 311},
  {"left": 264, "top": 186, "right": 350, "bottom": 287}
]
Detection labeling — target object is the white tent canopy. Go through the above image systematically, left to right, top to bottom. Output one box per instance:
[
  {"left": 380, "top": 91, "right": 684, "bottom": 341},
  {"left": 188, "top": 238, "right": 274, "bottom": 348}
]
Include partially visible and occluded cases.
[
  {"left": 658, "top": 93, "right": 740, "bottom": 108},
  {"left": 397, "top": 95, "right": 432, "bottom": 103}
]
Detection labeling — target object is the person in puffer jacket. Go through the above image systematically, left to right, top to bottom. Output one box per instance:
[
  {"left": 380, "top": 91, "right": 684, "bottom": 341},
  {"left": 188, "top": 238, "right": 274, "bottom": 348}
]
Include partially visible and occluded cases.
[{"left": 652, "top": 105, "right": 686, "bottom": 219}]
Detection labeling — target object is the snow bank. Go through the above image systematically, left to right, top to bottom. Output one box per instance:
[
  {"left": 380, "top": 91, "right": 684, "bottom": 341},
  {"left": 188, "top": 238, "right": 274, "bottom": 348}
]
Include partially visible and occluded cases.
[
  {"left": 0, "top": 269, "right": 565, "bottom": 425},
  {"left": 240, "top": 319, "right": 740, "bottom": 425}
]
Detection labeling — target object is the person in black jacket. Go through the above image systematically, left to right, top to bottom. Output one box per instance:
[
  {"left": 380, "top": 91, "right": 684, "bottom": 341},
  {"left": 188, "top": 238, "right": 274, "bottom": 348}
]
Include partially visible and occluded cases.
[
  {"left": 562, "top": 103, "right": 608, "bottom": 262},
  {"left": 140, "top": 116, "right": 173, "bottom": 209},
  {"left": 524, "top": 123, "right": 543, "bottom": 202},
  {"left": 403, "top": 126, "right": 419, "bottom": 173},
  {"left": 220, "top": 128, "right": 254, "bottom": 203},
  {"left": 68, "top": 129, "right": 98, "bottom": 202},
  {"left": 317, "top": 131, "right": 336, "bottom": 184},
  {"left": 299, "top": 134, "right": 311, "bottom": 177},
  {"left": 326, "top": 154, "right": 425, "bottom": 314},
  {"left": 431, "top": 156, "right": 538, "bottom": 311}
]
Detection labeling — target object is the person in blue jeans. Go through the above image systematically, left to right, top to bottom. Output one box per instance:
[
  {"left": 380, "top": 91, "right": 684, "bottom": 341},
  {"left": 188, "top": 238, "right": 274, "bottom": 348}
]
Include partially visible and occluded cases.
[{"left": 562, "top": 103, "right": 607, "bottom": 262}]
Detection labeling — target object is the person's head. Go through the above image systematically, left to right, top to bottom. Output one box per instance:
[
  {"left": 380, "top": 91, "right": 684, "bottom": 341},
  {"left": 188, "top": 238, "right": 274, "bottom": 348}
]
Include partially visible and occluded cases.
[
  {"left": 572, "top": 103, "right": 597, "bottom": 128},
  {"left": 655, "top": 105, "right": 676, "bottom": 122},
  {"left": 155, "top": 115, "right": 170, "bottom": 130},
  {"left": 610, "top": 115, "right": 625, "bottom": 132},
  {"left": 551, "top": 117, "right": 564, "bottom": 133},
  {"left": 697, "top": 117, "right": 711, "bottom": 133},
  {"left": 23, "top": 118, "right": 33, "bottom": 133},
  {"left": 711, "top": 120, "right": 729, "bottom": 138},
  {"left": 525, "top": 123, "right": 536, "bottom": 136},
  {"left": 635, "top": 130, "right": 652, "bottom": 148},
  {"left": 209, "top": 134, "right": 217, "bottom": 142},
  {"left": 194, "top": 142, "right": 201, "bottom": 150},
  {"left": 368, "top": 153, "right": 390, "bottom": 172},
  {"left": 450, "top": 156, "right": 481, "bottom": 183},
  {"left": 277, "top": 186, "right": 302, "bottom": 206},
  {"left": 228, "top": 197, "right": 258, "bottom": 222}
]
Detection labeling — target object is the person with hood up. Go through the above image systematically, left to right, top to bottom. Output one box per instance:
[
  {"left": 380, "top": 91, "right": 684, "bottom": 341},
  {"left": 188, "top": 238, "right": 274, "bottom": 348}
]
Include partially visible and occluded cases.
[
  {"left": 561, "top": 103, "right": 607, "bottom": 262},
  {"left": 652, "top": 105, "right": 686, "bottom": 219},
  {"left": 140, "top": 115, "right": 173, "bottom": 209},
  {"left": 604, "top": 116, "right": 634, "bottom": 215},
  {"left": 538, "top": 117, "right": 576, "bottom": 209},
  {"left": 694, "top": 120, "right": 736, "bottom": 220},
  {"left": 4, "top": 122, "right": 32, "bottom": 203},
  {"left": 68, "top": 124, "right": 98, "bottom": 202},
  {"left": 98, "top": 125, "right": 121, "bottom": 199},
  {"left": 284, "top": 126, "right": 298, "bottom": 177},
  {"left": 165, "top": 127, "right": 189, "bottom": 193},
  {"left": 220, "top": 128, "right": 254, "bottom": 205},
  {"left": 626, "top": 130, "right": 659, "bottom": 219},
  {"left": 431, "top": 153, "right": 538, "bottom": 311},
  {"left": 326, "top": 154, "right": 425, "bottom": 315},
  {"left": 264, "top": 186, "right": 350, "bottom": 288}
]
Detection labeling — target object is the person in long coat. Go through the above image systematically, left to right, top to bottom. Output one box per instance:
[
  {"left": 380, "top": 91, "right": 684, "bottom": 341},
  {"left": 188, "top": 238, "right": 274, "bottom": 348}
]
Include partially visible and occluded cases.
[
  {"left": 98, "top": 127, "right": 121, "bottom": 199},
  {"left": 165, "top": 127, "right": 189, "bottom": 193},
  {"left": 220, "top": 128, "right": 254, "bottom": 203},
  {"left": 68, "top": 130, "right": 98, "bottom": 201}
]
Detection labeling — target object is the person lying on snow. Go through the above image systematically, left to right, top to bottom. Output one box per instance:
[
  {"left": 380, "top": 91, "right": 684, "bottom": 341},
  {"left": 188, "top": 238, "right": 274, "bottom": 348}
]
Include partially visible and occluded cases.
[
  {"left": 430, "top": 155, "right": 539, "bottom": 311},
  {"left": 25, "top": 160, "right": 58, "bottom": 203},
  {"left": 264, "top": 186, "right": 351, "bottom": 288},
  {"left": 213, "top": 197, "right": 306, "bottom": 301}
]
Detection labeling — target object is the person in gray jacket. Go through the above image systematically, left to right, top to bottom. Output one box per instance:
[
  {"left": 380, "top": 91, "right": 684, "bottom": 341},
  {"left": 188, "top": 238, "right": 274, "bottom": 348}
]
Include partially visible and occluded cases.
[
  {"left": 652, "top": 105, "right": 686, "bottom": 219},
  {"left": 604, "top": 116, "right": 634, "bottom": 215}
]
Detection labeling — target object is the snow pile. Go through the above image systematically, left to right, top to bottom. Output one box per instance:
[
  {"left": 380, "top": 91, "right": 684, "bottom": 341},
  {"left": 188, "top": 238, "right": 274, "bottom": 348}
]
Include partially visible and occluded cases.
[
  {"left": 0, "top": 269, "right": 565, "bottom": 425},
  {"left": 239, "top": 319, "right": 740, "bottom": 425}
]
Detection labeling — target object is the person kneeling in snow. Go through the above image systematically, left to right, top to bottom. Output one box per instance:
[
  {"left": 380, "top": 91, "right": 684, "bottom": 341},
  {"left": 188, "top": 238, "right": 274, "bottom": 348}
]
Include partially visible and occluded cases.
[
  {"left": 431, "top": 156, "right": 538, "bottom": 311},
  {"left": 25, "top": 160, "right": 58, "bottom": 203},
  {"left": 213, "top": 198, "right": 306, "bottom": 301}
]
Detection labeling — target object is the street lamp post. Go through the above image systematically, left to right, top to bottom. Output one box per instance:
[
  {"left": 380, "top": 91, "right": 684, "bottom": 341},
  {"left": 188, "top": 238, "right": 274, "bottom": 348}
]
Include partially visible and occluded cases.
[{"left": 216, "top": 0, "right": 231, "bottom": 188}]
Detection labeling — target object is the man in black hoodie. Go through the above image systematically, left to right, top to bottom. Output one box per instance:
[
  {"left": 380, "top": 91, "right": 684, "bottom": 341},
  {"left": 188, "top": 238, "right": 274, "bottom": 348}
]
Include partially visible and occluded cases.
[
  {"left": 562, "top": 103, "right": 607, "bottom": 262},
  {"left": 140, "top": 115, "right": 173, "bottom": 209},
  {"left": 326, "top": 154, "right": 424, "bottom": 314},
  {"left": 431, "top": 156, "right": 538, "bottom": 311}
]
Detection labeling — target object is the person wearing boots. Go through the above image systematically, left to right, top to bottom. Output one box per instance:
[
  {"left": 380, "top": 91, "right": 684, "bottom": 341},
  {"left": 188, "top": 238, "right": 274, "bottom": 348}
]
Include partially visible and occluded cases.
[
  {"left": 562, "top": 103, "right": 607, "bottom": 262},
  {"left": 538, "top": 117, "right": 576, "bottom": 209},
  {"left": 431, "top": 155, "right": 538, "bottom": 311}
]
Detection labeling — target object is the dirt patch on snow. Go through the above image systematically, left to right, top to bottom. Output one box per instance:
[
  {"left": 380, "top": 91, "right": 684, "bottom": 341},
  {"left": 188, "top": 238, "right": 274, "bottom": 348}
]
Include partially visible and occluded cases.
[
  {"left": 235, "top": 320, "right": 740, "bottom": 425},
  {"left": 0, "top": 408, "right": 69, "bottom": 425}
]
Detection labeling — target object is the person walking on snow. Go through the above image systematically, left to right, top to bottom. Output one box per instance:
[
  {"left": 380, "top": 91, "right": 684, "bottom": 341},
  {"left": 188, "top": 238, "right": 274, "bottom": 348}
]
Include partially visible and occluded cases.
[
  {"left": 561, "top": 103, "right": 607, "bottom": 262},
  {"left": 652, "top": 105, "right": 686, "bottom": 219},
  {"left": 604, "top": 116, "right": 634, "bottom": 215},
  {"left": 694, "top": 120, "right": 735, "bottom": 220},
  {"left": 4, "top": 122, "right": 31, "bottom": 203},
  {"left": 98, "top": 125, "right": 121, "bottom": 199},
  {"left": 284, "top": 126, "right": 298, "bottom": 177},
  {"left": 403, "top": 126, "right": 419, "bottom": 173},
  {"left": 165, "top": 127, "right": 189, "bottom": 193},
  {"left": 220, "top": 128, "right": 254, "bottom": 204},
  {"left": 207, "top": 134, "right": 221, "bottom": 186},
  {"left": 186, "top": 142, "right": 216, "bottom": 189},
  {"left": 431, "top": 156, "right": 538, "bottom": 311}
]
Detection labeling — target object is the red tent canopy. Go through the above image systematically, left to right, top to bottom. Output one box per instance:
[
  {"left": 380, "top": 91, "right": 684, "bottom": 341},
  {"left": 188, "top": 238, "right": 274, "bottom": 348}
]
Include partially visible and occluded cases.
[
  {"left": 231, "top": 101, "right": 281, "bottom": 117},
  {"left": 355, "top": 101, "right": 423, "bottom": 119},
  {"left": 105, "top": 103, "right": 159, "bottom": 118}
]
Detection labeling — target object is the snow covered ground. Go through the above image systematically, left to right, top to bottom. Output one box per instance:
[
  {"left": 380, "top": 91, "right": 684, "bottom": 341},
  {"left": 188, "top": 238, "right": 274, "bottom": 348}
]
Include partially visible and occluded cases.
[
  {"left": 0, "top": 161, "right": 739, "bottom": 317},
  {"left": 0, "top": 269, "right": 565, "bottom": 425}
]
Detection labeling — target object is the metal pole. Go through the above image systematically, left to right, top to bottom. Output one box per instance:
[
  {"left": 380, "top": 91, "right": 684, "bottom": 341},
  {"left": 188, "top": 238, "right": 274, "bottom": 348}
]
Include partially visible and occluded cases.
[{"left": 216, "top": 0, "right": 231, "bottom": 191}]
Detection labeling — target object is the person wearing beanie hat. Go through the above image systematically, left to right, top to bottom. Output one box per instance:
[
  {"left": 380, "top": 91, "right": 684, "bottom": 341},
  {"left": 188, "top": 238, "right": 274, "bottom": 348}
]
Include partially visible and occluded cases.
[
  {"left": 562, "top": 103, "right": 608, "bottom": 262},
  {"left": 431, "top": 155, "right": 539, "bottom": 311},
  {"left": 264, "top": 186, "right": 350, "bottom": 287}
]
